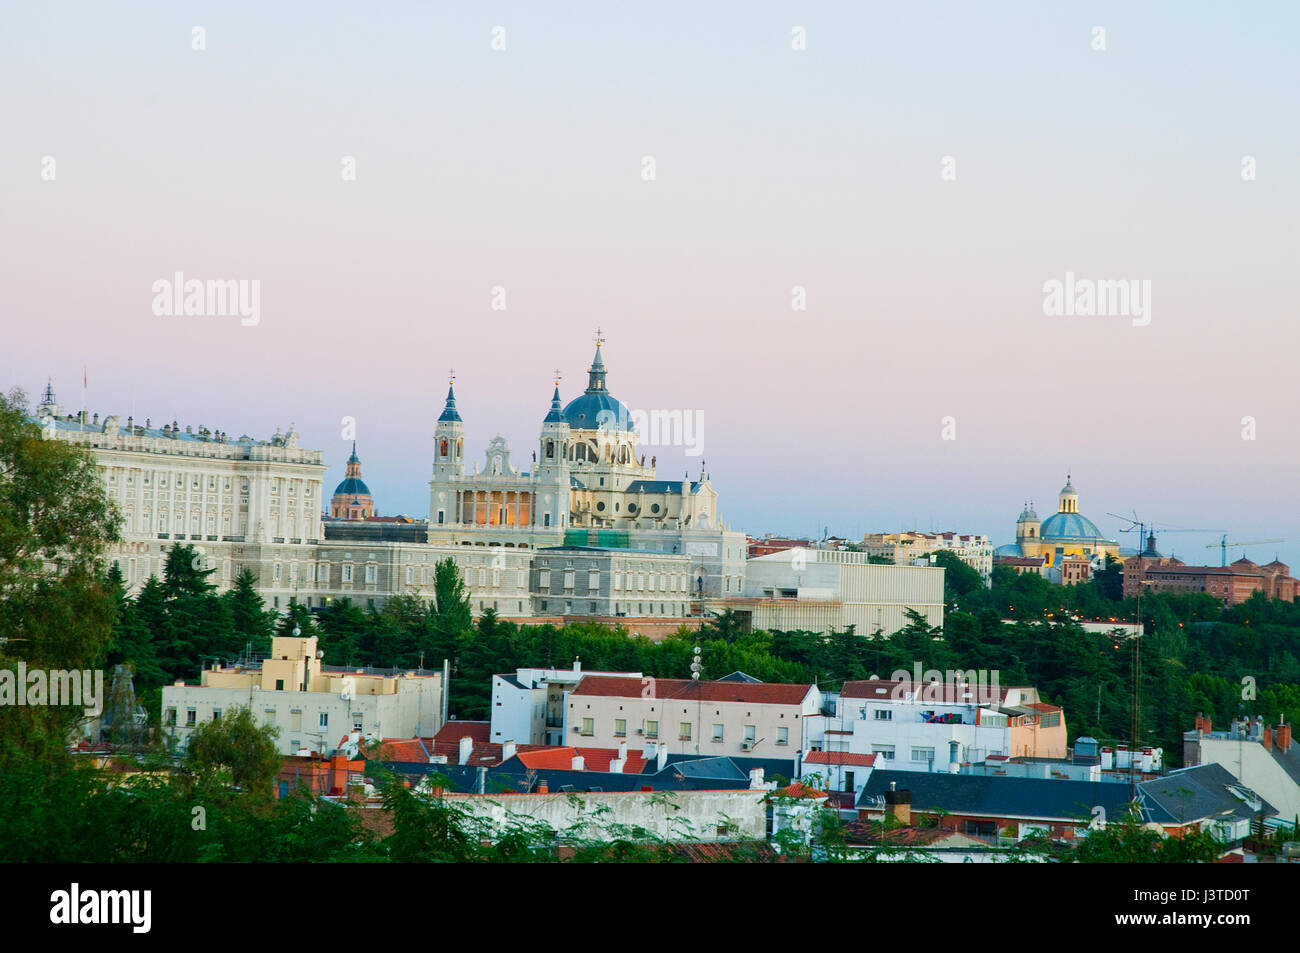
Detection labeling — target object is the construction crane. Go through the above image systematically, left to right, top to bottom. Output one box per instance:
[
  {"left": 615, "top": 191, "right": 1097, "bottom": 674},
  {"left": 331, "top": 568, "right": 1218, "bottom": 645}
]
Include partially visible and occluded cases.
[
  {"left": 1106, "top": 512, "right": 1225, "bottom": 554},
  {"left": 1207, "top": 535, "right": 1286, "bottom": 567}
]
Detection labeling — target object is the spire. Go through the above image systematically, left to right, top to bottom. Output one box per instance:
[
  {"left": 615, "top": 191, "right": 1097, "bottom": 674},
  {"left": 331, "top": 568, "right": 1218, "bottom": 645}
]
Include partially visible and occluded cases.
[
  {"left": 586, "top": 331, "right": 607, "bottom": 394},
  {"left": 41, "top": 378, "right": 56, "bottom": 406},
  {"left": 438, "top": 381, "right": 462, "bottom": 423},
  {"left": 544, "top": 385, "right": 564, "bottom": 424},
  {"left": 344, "top": 441, "right": 364, "bottom": 479}
]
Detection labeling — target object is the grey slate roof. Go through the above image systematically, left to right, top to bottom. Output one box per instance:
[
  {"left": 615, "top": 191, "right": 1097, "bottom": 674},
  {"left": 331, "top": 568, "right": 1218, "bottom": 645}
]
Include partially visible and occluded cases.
[
  {"left": 1138, "top": 762, "right": 1276, "bottom": 825},
  {"left": 860, "top": 763, "right": 1278, "bottom": 827},
  {"left": 859, "top": 769, "right": 1135, "bottom": 823}
]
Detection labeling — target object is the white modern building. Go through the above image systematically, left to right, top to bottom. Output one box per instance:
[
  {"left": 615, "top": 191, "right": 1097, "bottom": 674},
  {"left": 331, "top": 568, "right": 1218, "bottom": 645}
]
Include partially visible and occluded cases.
[
  {"left": 490, "top": 663, "right": 643, "bottom": 747},
  {"left": 818, "top": 679, "right": 1068, "bottom": 771}
]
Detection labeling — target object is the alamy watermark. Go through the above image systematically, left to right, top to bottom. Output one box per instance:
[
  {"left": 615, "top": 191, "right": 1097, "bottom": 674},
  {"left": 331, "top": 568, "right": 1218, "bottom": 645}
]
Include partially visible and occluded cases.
[
  {"left": 1042, "top": 271, "right": 1150, "bottom": 327},
  {"left": 152, "top": 272, "right": 260, "bottom": 326},
  {"left": 594, "top": 407, "right": 704, "bottom": 457},
  {"left": 0, "top": 664, "right": 104, "bottom": 716},
  {"left": 887, "top": 664, "right": 1002, "bottom": 706},
  {"left": 50, "top": 883, "right": 151, "bottom": 933}
]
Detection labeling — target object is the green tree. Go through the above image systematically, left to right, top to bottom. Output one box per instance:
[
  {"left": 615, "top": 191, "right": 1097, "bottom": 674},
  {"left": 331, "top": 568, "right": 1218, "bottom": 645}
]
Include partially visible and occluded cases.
[
  {"left": 0, "top": 389, "right": 121, "bottom": 767},
  {"left": 931, "top": 550, "right": 986, "bottom": 608},
  {"left": 226, "top": 567, "right": 274, "bottom": 658},
  {"left": 181, "top": 705, "right": 282, "bottom": 800},
  {"left": 1072, "top": 809, "right": 1222, "bottom": 863}
]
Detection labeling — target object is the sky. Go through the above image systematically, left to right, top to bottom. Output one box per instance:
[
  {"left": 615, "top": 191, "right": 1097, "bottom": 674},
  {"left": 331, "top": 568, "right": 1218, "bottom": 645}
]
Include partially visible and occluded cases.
[{"left": 3, "top": 2, "right": 1298, "bottom": 566}]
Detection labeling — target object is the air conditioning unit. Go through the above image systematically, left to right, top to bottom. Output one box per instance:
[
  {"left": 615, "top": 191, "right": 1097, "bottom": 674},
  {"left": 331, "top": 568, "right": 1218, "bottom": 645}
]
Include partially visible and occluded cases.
[
  {"left": 635, "top": 728, "right": 644, "bottom": 735},
  {"left": 740, "top": 741, "right": 754, "bottom": 751}
]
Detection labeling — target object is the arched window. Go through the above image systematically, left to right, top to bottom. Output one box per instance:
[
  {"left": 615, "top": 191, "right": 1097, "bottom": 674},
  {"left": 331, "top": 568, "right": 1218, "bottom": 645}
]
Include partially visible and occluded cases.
[
  {"left": 440, "top": 439, "right": 448, "bottom": 457},
  {"left": 546, "top": 439, "right": 554, "bottom": 458}
]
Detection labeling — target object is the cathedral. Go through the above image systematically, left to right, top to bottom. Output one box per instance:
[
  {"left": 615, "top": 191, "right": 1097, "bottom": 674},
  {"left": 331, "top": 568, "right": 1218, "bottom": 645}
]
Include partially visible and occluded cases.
[
  {"left": 426, "top": 339, "right": 745, "bottom": 597},
  {"left": 428, "top": 341, "right": 719, "bottom": 545},
  {"left": 994, "top": 477, "right": 1121, "bottom": 569}
]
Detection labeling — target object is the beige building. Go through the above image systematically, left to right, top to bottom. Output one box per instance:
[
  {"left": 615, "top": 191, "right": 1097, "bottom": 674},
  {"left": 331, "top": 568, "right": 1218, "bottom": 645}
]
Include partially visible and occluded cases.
[
  {"left": 861, "top": 531, "right": 993, "bottom": 583},
  {"left": 731, "top": 549, "right": 945, "bottom": 636},
  {"left": 161, "top": 636, "right": 443, "bottom": 755},
  {"left": 565, "top": 674, "right": 824, "bottom": 759}
]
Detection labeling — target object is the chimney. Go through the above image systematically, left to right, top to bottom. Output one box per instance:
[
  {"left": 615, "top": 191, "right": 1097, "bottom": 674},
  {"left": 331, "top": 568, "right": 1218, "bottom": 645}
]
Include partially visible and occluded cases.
[
  {"left": 573, "top": 657, "right": 581, "bottom": 674},
  {"left": 1277, "top": 720, "right": 1292, "bottom": 753},
  {"left": 1263, "top": 728, "right": 1273, "bottom": 750},
  {"left": 458, "top": 735, "right": 474, "bottom": 765},
  {"left": 501, "top": 741, "right": 517, "bottom": 761},
  {"left": 571, "top": 755, "right": 585, "bottom": 771},
  {"left": 609, "top": 756, "right": 625, "bottom": 774},
  {"left": 476, "top": 765, "right": 486, "bottom": 794},
  {"left": 748, "top": 767, "right": 766, "bottom": 789},
  {"left": 884, "top": 787, "right": 912, "bottom": 826}
]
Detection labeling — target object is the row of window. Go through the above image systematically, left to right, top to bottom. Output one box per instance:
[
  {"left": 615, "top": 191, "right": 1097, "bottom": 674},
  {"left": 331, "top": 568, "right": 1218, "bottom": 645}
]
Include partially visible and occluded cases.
[
  {"left": 106, "top": 469, "right": 315, "bottom": 496},
  {"left": 538, "top": 569, "right": 688, "bottom": 592},
  {"left": 538, "top": 600, "right": 683, "bottom": 616},
  {"left": 167, "top": 706, "right": 363, "bottom": 733},
  {"left": 576, "top": 718, "right": 789, "bottom": 746}
]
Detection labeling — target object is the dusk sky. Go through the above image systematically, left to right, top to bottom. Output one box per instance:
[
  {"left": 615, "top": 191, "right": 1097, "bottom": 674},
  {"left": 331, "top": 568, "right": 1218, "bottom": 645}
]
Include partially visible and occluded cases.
[{"left": 4, "top": 2, "right": 1298, "bottom": 565}]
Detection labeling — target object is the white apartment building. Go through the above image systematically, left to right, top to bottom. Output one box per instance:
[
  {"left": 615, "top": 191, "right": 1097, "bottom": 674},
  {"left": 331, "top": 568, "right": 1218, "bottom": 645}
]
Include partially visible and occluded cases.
[
  {"left": 161, "top": 636, "right": 443, "bottom": 755},
  {"left": 490, "top": 662, "right": 643, "bottom": 746},
  {"left": 564, "top": 674, "right": 823, "bottom": 760},
  {"left": 819, "top": 679, "right": 1068, "bottom": 771}
]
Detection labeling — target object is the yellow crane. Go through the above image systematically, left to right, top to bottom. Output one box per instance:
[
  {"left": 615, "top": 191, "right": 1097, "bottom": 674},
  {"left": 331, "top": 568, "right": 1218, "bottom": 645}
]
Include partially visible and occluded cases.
[{"left": 1207, "top": 535, "right": 1285, "bottom": 567}]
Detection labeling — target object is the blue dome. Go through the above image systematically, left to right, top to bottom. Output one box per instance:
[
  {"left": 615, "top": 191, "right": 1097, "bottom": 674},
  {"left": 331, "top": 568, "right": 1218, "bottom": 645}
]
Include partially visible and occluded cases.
[
  {"left": 563, "top": 343, "right": 635, "bottom": 430},
  {"left": 562, "top": 392, "right": 634, "bottom": 431},
  {"left": 334, "top": 477, "right": 371, "bottom": 497},
  {"left": 1040, "top": 511, "right": 1105, "bottom": 541},
  {"left": 994, "top": 543, "right": 1023, "bottom": 557}
]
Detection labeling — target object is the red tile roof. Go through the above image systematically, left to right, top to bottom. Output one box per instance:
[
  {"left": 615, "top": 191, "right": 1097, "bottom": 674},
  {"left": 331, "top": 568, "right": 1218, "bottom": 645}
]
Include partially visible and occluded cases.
[
  {"left": 571, "top": 675, "right": 812, "bottom": 706},
  {"left": 433, "top": 721, "right": 491, "bottom": 744},
  {"left": 361, "top": 735, "right": 504, "bottom": 767},
  {"left": 365, "top": 738, "right": 436, "bottom": 762},
  {"left": 513, "top": 745, "right": 649, "bottom": 774},
  {"left": 803, "top": 751, "right": 877, "bottom": 767},
  {"left": 773, "top": 782, "right": 827, "bottom": 799}
]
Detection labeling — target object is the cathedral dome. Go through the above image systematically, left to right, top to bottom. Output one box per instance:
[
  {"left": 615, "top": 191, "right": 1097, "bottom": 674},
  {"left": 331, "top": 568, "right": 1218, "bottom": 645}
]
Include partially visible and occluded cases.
[
  {"left": 563, "top": 342, "right": 635, "bottom": 431},
  {"left": 562, "top": 392, "right": 634, "bottom": 431},
  {"left": 1040, "top": 511, "right": 1104, "bottom": 541}
]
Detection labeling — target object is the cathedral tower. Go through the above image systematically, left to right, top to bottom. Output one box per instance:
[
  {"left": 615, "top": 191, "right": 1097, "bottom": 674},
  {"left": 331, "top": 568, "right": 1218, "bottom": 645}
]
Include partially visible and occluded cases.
[{"left": 535, "top": 382, "right": 571, "bottom": 531}]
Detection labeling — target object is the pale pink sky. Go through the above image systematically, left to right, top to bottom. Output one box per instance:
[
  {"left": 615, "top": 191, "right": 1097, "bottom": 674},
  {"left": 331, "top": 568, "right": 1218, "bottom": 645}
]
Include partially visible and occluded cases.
[{"left": 3, "top": 3, "right": 1297, "bottom": 564}]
